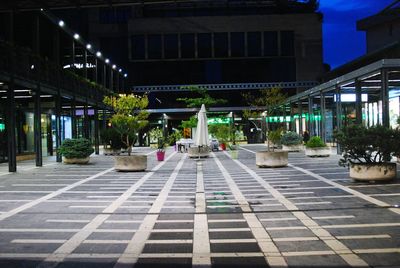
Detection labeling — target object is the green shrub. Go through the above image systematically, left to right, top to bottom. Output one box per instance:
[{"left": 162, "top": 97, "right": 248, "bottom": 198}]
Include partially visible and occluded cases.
[
  {"left": 334, "top": 124, "right": 400, "bottom": 167},
  {"left": 100, "top": 128, "right": 123, "bottom": 149},
  {"left": 267, "top": 129, "right": 282, "bottom": 145},
  {"left": 281, "top": 131, "right": 302, "bottom": 146},
  {"left": 306, "top": 136, "right": 326, "bottom": 148},
  {"left": 59, "top": 138, "right": 94, "bottom": 159}
]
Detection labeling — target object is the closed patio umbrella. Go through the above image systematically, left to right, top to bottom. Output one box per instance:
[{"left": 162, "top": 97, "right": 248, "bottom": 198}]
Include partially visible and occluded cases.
[{"left": 194, "top": 104, "right": 209, "bottom": 147}]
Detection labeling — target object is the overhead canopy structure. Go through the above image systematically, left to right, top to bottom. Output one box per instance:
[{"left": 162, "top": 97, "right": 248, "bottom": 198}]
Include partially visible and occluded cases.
[{"left": 0, "top": 0, "right": 318, "bottom": 12}]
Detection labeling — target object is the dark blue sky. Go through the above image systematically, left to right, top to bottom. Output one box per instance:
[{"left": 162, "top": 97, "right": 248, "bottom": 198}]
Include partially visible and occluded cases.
[{"left": 319, "top": 0, "right": 393, "bottom": 69}]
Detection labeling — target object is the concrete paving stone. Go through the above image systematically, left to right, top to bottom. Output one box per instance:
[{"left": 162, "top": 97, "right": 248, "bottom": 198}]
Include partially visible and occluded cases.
[
  {"left": 207, "top": 207, "right": 243, "bottom": 213},
  {"left": 161, "top": 208, "right": 195, "bottom": 213},
  {"left": 207, "top": 213, "right": 244, "bottom": 220},
  {"left": 157, "top": 214, "right": 193, "bottom": 220},
  {"left": 260, "top": 220, "right": 303, "bottom": 228},
  {"left": 98, "top": 222, "right": 142, "bottom": 230},
  {"left": 153, "top": 222, "right": 194, "bottom": 229},
  {"left": 208, "top": 222, "right": 249, "bottom": 229},
  {"left": 267, "top": 229, "right": 317, "bottom": 239},
  {"left": 209, "top": 231, "right": 254, "bottom": 239},
  {"left": 86, "top": 232, "right": 135, "bottom": 240},
  {"left": 148, "top": 232, "right": 193, "bottom": 240},
  {"left": 339, "top": 238, "right": 400, "bottom": 249},
  {"left": 275, "top": 240, "right": 331, "bottom": 252},
  {"left": 0, "top": 242, "right": 61, "bottom": 253},
  {"left": 210, "top": 242, "right": 261, "bottom": 253},
  {"left": 73, "top": 243, "right": 127, "bottom": 254},
  {"left": 142, "top": 243, "right": 192, "bottom": 253},
  {"left": 358, "top": 253, "right": 400, "bottom": 267},
  {"left": 285, "top": 254, "right": 349, "bottom": 267},
  {"left": 211, "top": 257, "right": 268, "bottom": 267},
  {"left": 135, "top": 258, "right": 192, "bottom": 268},
  {"left": 0, "top": 259, "right": 43, "bottom": 268},
  {"left": 56, "top": 259, "right": 116, "bottom": 268}
]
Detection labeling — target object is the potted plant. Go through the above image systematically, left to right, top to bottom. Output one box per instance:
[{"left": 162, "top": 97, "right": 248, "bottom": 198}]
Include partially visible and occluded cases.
[
  {"left": 103, "top": 94, "right": 149, "bottom": 171},
  {"left": 209, "top": 124, "right": 230, "bottom": 150},
  {"left": 334, "top": 124, "right": 400, "bottom": 181},
  {"left": 100, "top": 128, "right": 122, "bottom": 155},
  {"left": 256, "top": 128, "right": 288, "bottom": 167},
  {"left": 281, "top": 131, "right": 303, "bottom": 152},
  {"left": 305, "top": 136, "right": 331, "bottom": 157},
  {"left": 156, "top": 137, "right": 167, "bottom": 161},
  {"left": 59, "top": 138, "right": 94, "bottom": 164},
  {"left": 228, "top": 143, "right": 238, "bottom": 159}
]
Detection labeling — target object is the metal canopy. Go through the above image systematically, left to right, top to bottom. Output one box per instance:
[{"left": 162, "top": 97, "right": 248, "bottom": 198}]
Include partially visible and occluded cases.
[
  {"left": 0, "top": 0, "right": 317, "bottom": 12},
  {"left": 285, "top": 59, "right": 400, "bottom": 104}
]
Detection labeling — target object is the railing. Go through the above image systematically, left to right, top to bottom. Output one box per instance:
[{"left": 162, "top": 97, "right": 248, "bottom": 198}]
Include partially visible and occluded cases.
[{"left": 0, "top": 41, "right": 112, "bottom": 105}]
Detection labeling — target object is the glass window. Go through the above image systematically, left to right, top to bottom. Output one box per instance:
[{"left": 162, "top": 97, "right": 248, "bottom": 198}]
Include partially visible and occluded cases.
[
  {"left": 263, "top": 31, "right": 278, "bottom": 56},
  {"left": 281, "top": 31, "right": 295, "bottom": 56},
  {"left": 230, "top": 32, "right": 245, "bottom": 57},
  {"left": 247, "top": 32, "right": 261, "bottom": 57},
  {"left": 181, "top": 33, "right": 195, "bottom": 58},
  {"left": 198, "top": 33, "right": 212, "bottom": 58},
  {"left": 214, "top": 33, "right": 228, "bottom": 58},
  {"left": 148, "top": 34, "right": 162, "bottom": 59},
  {"left": 164, "top": 34, "right": 178, "bottom": 59},
  {"left": 131, "top": 35, "right": 145, "bottom": 60}
]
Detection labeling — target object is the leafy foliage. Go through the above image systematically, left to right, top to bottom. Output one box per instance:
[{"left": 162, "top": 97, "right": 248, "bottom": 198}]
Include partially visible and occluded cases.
[
  {"left": 177, "top": 86, "right": 227, "bottom": 108},
  {"left": 104, "top": 94, "right": 149, "bottom": 155},
  {"left": 180, "top": 116, "right": 198, "bottom": 129},
  {"left": 209, "top": 124, "right": 231, "bottom": 143},
  {"left": 334, "top": 125, "right": 400, "bottom": 167},
  {"left": 100, "top": 128, "right": 123, "bottom": 149},
  {"left": 267, "top": 128, "right": 283, "bottom": 152},
  {"left": 168, "top": 130, "right": 183, "bottom": 145},
  {"left": 281, "top": 131, "right": 302, "bottom": 146},
  {"left": 306, "top": 136, "right": 326, "bottom": 148},
  {"left": 59, "top": 138, "right": 94, "bottom": 159}
]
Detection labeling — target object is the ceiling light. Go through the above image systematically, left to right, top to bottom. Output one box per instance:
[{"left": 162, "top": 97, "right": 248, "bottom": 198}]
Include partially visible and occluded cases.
[
  {"left": 58, "top": 20, "right": 65, "bottom": 27},
  {"left": 73, "top": 33, "right": 80, "bottom": 40},
  {"left": 86, "top": 44, "right": 92, "bottom": 49},
  {"left": 96, "top": 51, "right": 102, "bottom": 57},
  {"left": 105, "top": 59, "right": 110, "bottom": 64},
  {"left": 112, "top": 65, "right": 116, "bottom": 69},
  {"left": 118, "top": 69, "right": 122, "bottom": 73}
]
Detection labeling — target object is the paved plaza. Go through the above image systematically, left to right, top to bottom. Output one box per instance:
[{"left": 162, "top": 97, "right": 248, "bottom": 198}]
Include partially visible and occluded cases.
[{"left": 0, "top": 145, "right": 399, "bottom": 268}]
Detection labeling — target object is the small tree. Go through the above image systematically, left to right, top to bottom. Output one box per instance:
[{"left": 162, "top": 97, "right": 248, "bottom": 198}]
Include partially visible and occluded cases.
[
  {"left": 177, "top": 85, "right": 227, "bottom": 108},
  {"left": 242, "top": 87, "right": 287, "bottom": 150},
  {"left": 104, "top": 94, "right": 149, "bottom": 156}
]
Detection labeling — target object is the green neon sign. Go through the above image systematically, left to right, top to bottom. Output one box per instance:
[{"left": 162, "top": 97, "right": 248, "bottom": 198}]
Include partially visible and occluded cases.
[
  {"left": 208, "top": 117, "right": 231, "bottom": 124},
  {"left": 0, "top": 123, "right": 4, "bottom": 131}
]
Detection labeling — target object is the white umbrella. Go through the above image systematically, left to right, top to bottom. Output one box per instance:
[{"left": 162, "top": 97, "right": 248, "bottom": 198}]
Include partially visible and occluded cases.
[{"left": 194, "top": 104, "right": 209, "bottom": 147}]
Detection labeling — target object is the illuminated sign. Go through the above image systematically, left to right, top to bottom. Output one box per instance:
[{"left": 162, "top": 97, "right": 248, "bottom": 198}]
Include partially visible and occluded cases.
[
  {"left": 208, "top": 117, "right": 231, "bottom": 124},
  {"left": 0, "top": 123, "right": 5, "bottom": 131}
]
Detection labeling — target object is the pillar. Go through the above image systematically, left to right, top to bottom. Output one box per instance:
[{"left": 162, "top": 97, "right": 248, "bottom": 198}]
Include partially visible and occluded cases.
[
  {"left": 381, "top": 69, "right": 390, "bottom": 128},
  {"left": 6, "top": 79, "right": 16, "bottom": 172},
  {"left": 355, "top": 79, "right": 362, "bottom": 125},
  {"left": 34, "top": 84, "right": 42, "bottom": 167},
  {"left": 335, "top": 85, "right": 342, "bottom": 154},
  {"left": 55, "top": 91, "right": 62, "bottom": 162},
  {"left": 320, "top": 92, "right": 326, "bottom": 142},
  {"left": 308, "top": 96, "right": 314, "bottom": 136},
  {"left": 71, "top": 97, "right": 77, "bottom": 138},
  {"left": 298, "top": 100, "right": 303, "bottom": 135},
  {"left": 94, "top": 107, "right": 99, "bottom": 155}
]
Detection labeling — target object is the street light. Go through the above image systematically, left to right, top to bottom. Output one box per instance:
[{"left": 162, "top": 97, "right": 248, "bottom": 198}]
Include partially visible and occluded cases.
[
  {"left": 58, "top": 20, "right": 65, "bottom": 27},
  {"left": 73, "top": 33, "right": 80, "bottom": 40},
  {"left": 86, "top": 44, "right": 92, "bottom": 49},
  {"left": 96, "top": 51, "right": 102, "bottom": 57},
  {"left": 105, "top": 59, "right": 110, "bottom": 64},
  {"left": 112, "top": 64, "right": 116, "bottom": 70},
  {"left": 118, "top": 68, "right": 122, "bottom": 73},
  {"left": 124, "top": 74, "right": 128, "bottom": 78}
]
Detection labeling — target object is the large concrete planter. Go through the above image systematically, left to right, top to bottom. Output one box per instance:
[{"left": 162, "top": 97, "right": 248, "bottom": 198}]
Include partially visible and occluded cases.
[
  {"left": 282, "top": 144, "right": 304, "bottom": 152},
  {"left": 188, "top": 146, "right": 210, "bottom": 158},
  {"left": 305, "top": 147, "right": 331, "bottom": 157},
  {"left": 104, "top": 148, "right": 121, "bottom": 156},
  {"left": 256, "top": 151, "right": 288, "bottom": 168},
  {"left": 114, "top": 155, "right": 147, "bottom": 171},
  {"left": 63, "top": 157, "right": 90, "bottom": 164},
  {"left": 350, "top": 163, "right": 396, "bottom": 181}
]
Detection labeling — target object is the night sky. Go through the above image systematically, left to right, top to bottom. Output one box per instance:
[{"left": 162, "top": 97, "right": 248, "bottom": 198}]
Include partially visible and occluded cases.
[{"left": 319, "top": 0, "right": 394, "bottom": 69}]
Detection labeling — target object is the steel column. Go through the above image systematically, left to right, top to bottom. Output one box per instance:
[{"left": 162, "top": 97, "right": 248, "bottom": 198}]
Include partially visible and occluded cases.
[
  {"left": 381, "top": 69, "right": 390, "bottom": 128},
  {"left": 355, "top": 79, "right": 362, "bottom": 125},
  {"left": 6, "top": 80, "right": 16, "bottom": 172},
  {"left": 34, "top": 84, "right": 43, "bottom": 167},
  {"left": 335, "top": 85, "right": 342, "bottom": 154},
  {"left": 55, "top": 91, "right": 62, "bottom": 162},
  {"left": 320, "top": 92, "right": 326, "bottom": 142},
  {"left": 71, "top": 97, "right": 77, "bottom": 138},
  {"left": 308, "top": 97, "right": 314, "bottom": 136},
  {"left": 298, "top": 100, "right": 303, "bottom": 135},
  {"left": 94, "top": 107, "right": 99, "bottom": 155}
]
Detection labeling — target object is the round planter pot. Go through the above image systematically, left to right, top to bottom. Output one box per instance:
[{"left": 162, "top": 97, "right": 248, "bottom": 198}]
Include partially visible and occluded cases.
[
  {"left": 282, "top": 144, "right": 304, "bottom": 152},
  {"left": 188, "top": 146, "right": 210, "bottom": 158},
  {"left": 305, "top": 147, "right": 331, "bottom": 157},
  {"left": 104, "top": 148, "right": 121, "bottom": 156},
  {"left": 230, "top": 150, "right": 238, "bottom": 159},
  {"left": 156, "top": 151, "right": 165, "bottom": 161},
  {"left": 256, "top": 151, "right": 288, "bottom": 168},
  {"left": 114, "top": 155, "right": 147, "bottom": 172},
  {"left": 63, "top": 157, "right": 90, "bottom": 164},
  {"left": 350, "top": 163, "right": 396, "bottom": 181}
]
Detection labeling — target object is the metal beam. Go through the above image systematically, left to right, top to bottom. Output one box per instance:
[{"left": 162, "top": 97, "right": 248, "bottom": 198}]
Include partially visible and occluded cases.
[
  {"left": 6, "top": 80, "right": 16, "bottom": 172},
  {"left": 132, "top": 81, "right": 318, "bottom": 92},
  {"left": 34, "top": 83, "right": 43, "bottom": 167}
]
